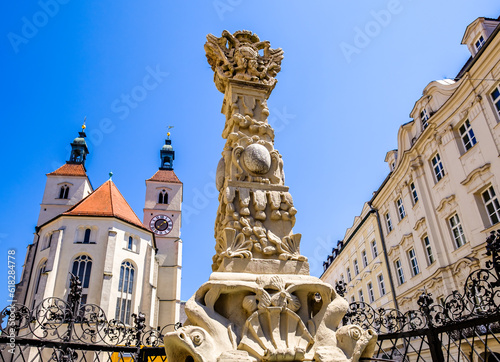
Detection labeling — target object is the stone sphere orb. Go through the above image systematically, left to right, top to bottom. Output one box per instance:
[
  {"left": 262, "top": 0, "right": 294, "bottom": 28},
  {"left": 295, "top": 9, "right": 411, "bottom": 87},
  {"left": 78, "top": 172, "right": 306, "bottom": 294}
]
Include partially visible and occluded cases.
[{"left": 242, "top": 144, "right": 271, "bottom": 174}]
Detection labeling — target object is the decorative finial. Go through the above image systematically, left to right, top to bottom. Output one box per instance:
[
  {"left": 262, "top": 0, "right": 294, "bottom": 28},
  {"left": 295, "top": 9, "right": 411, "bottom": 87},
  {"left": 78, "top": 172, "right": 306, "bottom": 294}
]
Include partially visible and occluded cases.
[
  {"left": 205, "top": 30, "right": 284, "bottom": 93},
  {"left": 82, "top": 116, "right": 87, "bottom": 131},
  {"left": 167, "top": 126, "right": 174, "bottom": 139},
  {"left": 108, "top": 172, "right": 113, "bottom": 181}
]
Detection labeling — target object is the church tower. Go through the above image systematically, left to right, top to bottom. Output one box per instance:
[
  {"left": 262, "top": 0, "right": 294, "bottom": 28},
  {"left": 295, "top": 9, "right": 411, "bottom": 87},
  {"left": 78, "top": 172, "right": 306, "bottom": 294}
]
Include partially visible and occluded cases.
[
  {"left": 37, "top": 125, "right": 93, "bottom": 226},
  {"left": 143, "top": 132, "right": 183, "bottom": 329}
]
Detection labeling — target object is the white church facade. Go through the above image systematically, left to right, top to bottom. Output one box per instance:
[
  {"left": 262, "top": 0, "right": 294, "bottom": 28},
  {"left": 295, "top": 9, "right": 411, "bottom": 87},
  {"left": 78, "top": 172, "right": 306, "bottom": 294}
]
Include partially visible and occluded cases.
[{"left": 14, "top": 126, "right": 183, "bottom": 329}]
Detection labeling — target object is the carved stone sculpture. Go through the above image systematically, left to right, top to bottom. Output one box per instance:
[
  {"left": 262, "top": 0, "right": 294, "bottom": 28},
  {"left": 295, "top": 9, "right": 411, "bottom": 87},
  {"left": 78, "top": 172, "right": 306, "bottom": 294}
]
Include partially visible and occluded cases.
[{"left": 164, "top": 30, "right": 377, "bottom": 362}]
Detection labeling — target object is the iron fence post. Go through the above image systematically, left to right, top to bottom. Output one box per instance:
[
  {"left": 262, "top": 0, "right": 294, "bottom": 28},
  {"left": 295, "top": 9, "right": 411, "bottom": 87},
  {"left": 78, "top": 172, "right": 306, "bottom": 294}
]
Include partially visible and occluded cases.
[
  {"left": 60, "top": 273, "right": 82, "bottom": 361},
  {"left": 418, "top": 291, "right": 445, "bottom": 362},
  {"left": 132, "top": 312, "right": 146, "bottom": 361}
]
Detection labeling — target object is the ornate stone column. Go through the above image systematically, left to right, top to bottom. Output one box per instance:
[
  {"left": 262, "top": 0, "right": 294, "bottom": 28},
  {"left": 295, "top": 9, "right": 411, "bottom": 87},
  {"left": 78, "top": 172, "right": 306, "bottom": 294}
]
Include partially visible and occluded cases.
[{"left": 164, "top": 30, "right": 377, "bottom": 362}]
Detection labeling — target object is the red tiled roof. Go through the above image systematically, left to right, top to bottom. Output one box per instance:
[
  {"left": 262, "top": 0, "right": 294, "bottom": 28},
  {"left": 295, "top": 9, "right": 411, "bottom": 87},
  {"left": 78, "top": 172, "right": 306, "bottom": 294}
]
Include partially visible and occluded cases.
[
  {"left": 47, "top": 163, "right": 87, "bottom": 177},
  {"left": 147, "top": 170, "right": 182, "bottom": 183},
  {"left": 63, "top": 180, "right": 145, "bottom": 229}
]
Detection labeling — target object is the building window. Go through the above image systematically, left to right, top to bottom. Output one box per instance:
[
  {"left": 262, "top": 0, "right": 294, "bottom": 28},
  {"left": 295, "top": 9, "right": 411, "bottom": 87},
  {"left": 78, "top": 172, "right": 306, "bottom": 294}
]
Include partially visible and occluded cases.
[
  {"left": 475, "top": 35, "right": 485, "bottom": 51},
  {"left": 492, "top": 85, "right": 500, "bottom": 118},
  {"left": 421, "top": 109, "right": 429, "bottom": 129},
  {"left": 459, "top": 119, "right": 477, "bottom": 151},
  {"left": 431, "top": 153, "right": 445, "bottom": 182},
  {"left": 410, "top": 182, "right": 418, "bottom": 205},
  {"left": 59, "top": 185, "right": 69, "bottom": 199},
  {"left": 482, "top": 186, "right": 500, "bottom": 226},
  {"left": 158, "top": 190, "right": 168, "bottom": 204},
  {"left": 396, "top": 198, "right": 406, "bottom": 220},
  {"left": 385, "top": 212, "right": 393, "bottom": 233},
  {"left": 449, "top": 213, "right": 467, "bottom": 248},
  {"left": 83, "top": 228, "right": 91, "bottom": 244},
  {"left": 42, "top": 233, "right": 54, "bottom": 250},
  {"left": 422, "top": 235, "right": 435, "bottom": 265},
  {"left": 127, "top": 236, "right": 133, "bottom": 250},
  {"left": 371, "top": 240, "right": 378, "bottom": 258},
  {"left": 408, "top": 248, "right": 420, "bottom": 276},
  {"left": 361, "top": 250, "right": 368, "bottom": 268},
  {"left": 72, "top": 255, "right": 92, "bottom": 289},
  {"left": 354, "top": 259, "right": 359, "bottom": 275},
  {"left": 395, "top": 259, "right": 405, "bottom": 285},
  {"left": 34, "top": 260, "right": 47, "bottom": 295},
  {"left": 116, "top": 261, "right": 135, "bottom": 324},
  {"left": 347, "top": 267, "right": 352, "bottom": 282},
  {"left": 378, "top": 274, "right": 386, "bottom": 295},
  {"left": 367, "top": 283, "right": 375, "bottom": 303},
  {"left": 358, "top": 289, "right": 365, "bottom": 303},
  {"left": 350, "top": 295, "right": 355, "bottom": 303}
]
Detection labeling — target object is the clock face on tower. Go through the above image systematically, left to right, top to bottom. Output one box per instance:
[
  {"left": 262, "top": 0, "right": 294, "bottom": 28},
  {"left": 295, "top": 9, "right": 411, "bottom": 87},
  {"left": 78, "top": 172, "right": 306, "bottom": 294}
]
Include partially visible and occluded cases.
[{"left": 149, "top": 214, "right": 174, "bottom": 235}]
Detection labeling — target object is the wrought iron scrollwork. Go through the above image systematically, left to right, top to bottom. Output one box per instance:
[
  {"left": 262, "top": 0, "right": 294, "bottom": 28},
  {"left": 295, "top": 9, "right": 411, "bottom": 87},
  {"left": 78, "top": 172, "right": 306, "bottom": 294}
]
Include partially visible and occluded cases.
[
  {"left": 342, "top": 231, "right": 500, "bottom": 334},
  {"left": 0, "top": 273, "right": 182, "bottom": 349}
]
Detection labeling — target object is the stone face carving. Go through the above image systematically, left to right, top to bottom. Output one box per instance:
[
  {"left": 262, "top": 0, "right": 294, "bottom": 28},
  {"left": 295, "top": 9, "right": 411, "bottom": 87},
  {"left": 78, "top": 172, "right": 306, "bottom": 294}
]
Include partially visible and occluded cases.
[{"left": 164, "top": 30, "right": 377, "bottom": 362}]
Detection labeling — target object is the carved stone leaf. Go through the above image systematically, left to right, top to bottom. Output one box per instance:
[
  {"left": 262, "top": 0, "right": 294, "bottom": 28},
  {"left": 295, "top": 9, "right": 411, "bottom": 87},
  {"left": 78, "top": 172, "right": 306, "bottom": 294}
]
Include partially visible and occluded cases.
[{"left": 222, "top": 228, "right": 253, "bottom": 259}]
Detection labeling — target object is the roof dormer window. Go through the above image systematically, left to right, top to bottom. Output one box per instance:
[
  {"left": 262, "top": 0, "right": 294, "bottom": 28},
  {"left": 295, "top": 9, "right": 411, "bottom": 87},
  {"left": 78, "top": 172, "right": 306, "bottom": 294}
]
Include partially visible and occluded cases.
[
  {"left": 475, "top": 35, "right": 485, "bottom": 51},
  {"left": 420, "top": 109, "right": 429, "bottom": 130}
]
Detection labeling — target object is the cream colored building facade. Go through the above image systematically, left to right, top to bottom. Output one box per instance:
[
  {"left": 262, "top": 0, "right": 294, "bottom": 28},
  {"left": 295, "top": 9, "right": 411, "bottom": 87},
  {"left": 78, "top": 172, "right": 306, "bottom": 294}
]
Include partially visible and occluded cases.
[
  {"left": 322, "top": 16, "right": 500, "bottom": 313},
  {"left": 15, "top": 129, "right": 183, "bottom": 329},
  {"left": 321, "top": 202, "right": 397, "bottom": 311}
]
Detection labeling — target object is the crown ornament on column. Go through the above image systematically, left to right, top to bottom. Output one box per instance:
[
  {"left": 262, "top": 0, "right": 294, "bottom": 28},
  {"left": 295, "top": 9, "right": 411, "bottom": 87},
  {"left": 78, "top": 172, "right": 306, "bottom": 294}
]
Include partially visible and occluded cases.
[{"left": 205, "top": 30, "right": 284, "bottom": 93}]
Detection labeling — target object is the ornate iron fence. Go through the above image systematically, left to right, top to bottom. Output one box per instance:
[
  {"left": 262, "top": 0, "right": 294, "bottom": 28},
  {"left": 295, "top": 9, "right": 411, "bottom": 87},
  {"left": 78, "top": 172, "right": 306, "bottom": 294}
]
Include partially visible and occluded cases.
[
  {"left": 339, "top": 230, "right": 500, "bottom": 361},
  {"left": 5, "top": 231, "right": 500, "bottom": 361},
  {"left": 0, "top": 274, "right": 177, "bottom": 361}
]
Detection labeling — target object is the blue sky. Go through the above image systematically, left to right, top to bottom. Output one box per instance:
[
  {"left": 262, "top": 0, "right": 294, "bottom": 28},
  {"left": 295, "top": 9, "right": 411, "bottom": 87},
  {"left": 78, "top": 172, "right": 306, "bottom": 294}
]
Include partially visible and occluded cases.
[{"left": 1, "top": 1, "right": 499, "bottom": 311}]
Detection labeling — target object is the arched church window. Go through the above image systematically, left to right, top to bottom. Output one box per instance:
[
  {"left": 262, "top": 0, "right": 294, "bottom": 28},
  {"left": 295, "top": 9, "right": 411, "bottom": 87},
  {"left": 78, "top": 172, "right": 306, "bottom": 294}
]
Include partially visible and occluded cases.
[
  {"left": 59, "top": 185, "right": 69, "bottom": 199},
  {"left": 158, "top": 190, "right": 168, "bottom": 204},
  {"left": 83, "top": 228, "right": 91, "bottom": 244},
  {"left": 42, "top": 232, "right": 54, "bottom": 250},
  {"left": 72, "top": 255, "right": 92, "bottom": 288},
  {"left": 72, "top": 255, "right": 92, "bottom": 305},
  {"left": 34, "top": 260, "right": 47, "bottom": 295},
  {"left": 116, "top": 261, "right": 135, "bottom": 324}
]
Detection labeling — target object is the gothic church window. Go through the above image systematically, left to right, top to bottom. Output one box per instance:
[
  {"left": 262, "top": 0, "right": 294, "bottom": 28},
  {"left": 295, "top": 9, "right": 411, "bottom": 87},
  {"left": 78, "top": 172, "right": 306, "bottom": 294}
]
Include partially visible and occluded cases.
[
  {"left": 59, "top": 185, "right": 69, "bottom": 199},
  {"left": 158, "top": 190, "right": 168, "bottom": 204},
  {"left": 83, "top": 228, "right": 91, "bottom": 244},
  {"left": 72, "top": 255, "right": 92, "bottom": 305},
  {"left": 34, "top": 260, "right": 47, "bottom": 295},
  {"left": 116, "top": 261, "right": 135, "bottom": 324}
]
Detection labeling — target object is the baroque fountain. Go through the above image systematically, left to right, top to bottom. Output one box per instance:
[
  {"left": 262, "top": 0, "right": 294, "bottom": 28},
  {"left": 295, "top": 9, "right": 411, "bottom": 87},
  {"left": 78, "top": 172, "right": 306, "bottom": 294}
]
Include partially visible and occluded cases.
[{"left": 163, "top": 30, "right": 377, "bottom": 362}]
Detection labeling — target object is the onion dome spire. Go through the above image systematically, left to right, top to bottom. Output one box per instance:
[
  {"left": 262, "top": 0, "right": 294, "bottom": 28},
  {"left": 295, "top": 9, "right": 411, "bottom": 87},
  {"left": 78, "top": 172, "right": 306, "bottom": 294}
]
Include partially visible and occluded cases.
[
  {"left": 67, "top": 118, "right": 89, "bottom": 166},
  {"left": 160, "top": 126, "right": 175, "bottom": 170}
]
